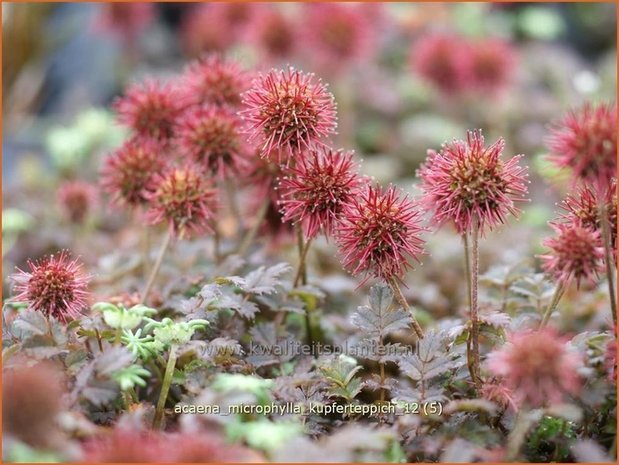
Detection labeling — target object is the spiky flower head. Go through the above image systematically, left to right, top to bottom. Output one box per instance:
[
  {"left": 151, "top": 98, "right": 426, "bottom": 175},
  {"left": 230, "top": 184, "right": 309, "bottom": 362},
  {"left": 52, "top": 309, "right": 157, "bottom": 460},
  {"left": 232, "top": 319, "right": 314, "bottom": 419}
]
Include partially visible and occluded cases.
[
  {"left": 94, "top": 3, "right": 155, "bottom": 44},
  {"left": 302, "top": 3, "right": 374, "bottom": 74},
  {"left": 411, "top": 33, "right": 470, "bottom": 95},
  {"left": 468, "top": 38, "right": 517, "bottom": 95},
  {"left": 180, "top": 54, "right": 250, "bottom": 108},
  {"left": 240, "top": 66, "right": 337, "bottom": 163},
  {"left": 113, "top": 79, "right": 184, "bottom": 142},
  {"left": 546, "top": 102, "right": 617, "bottom": 191},
  {"left": 175, "top": 104, "right": 249, "bottom": 179},
  {"left": 417, "top": 130, "right": 529, "bottom": 235},
  {"left": 100, "top": 137, "right": 167, "bottom": 209},
  {"left": 278, "top": 147, "right": 367, "bottom": 239},
  {"left": 145, "top": 165, "right": 218, "bottom": 240},
  {"left": 57, "top": 180, "right": 98, "bottom": 224},
  {"left": 556, "top": 180, "right": 617, "bottom": 253},
  {"left": 336, "top": 184, "right": 425, "bottom": 284},
  {"left": 539, "top": 223, "right": 604, "bottom": 287},
  {"left": 10, "top": 251, "right": 91, "bottom": 322},
  {"left": 487, "top": 328, "right": 582, "bottom": 408}
]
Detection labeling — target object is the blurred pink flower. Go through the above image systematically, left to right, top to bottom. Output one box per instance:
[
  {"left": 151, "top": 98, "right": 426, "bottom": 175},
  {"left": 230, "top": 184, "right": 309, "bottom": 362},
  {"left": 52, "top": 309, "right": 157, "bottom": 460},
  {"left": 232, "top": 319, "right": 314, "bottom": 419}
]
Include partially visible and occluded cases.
[
  {"left": 93, "top": 3, "right": 155, "bottom": 45},
  {"left": 301, "top": 3, "right": 376, "bottom": 75},
  {"left": 245, "top": 7, "right": 297, "bottom": 63},
  {"left": 410, "top": 33, "right": 470, "bottom": 95},
  {"left": 468, "top": 38, "right": 517, "bottom": 95},
  {"left": 180, "top": 54, "right": 250, "bottom": 108},
  {"left": 240, "top": 67, "right": 337, "bottom": 163},
  {"left": 113, "top": 79, "right": 184, "bottom": 143},
  {"left": 546, "top": 102, "right": 617, "bottom": 191},
  {"left": 175, "top": 104, "right": 249, "bottom": 179},
  {"left": 417, "top": 130, "right": 529, "bottom": 235},
  {"left": 278, "top": 147, "right": 367, "bottom": 239},
  {"left": 145, "top": 165, "right": 218, "bottom": 240},
  {"left": 57, "top": 180, "right": 98, "bottom": 224},
  {"left": 336, "top": 184, "right": 425, "bottom": 284},
  {"left": 539, "top": 223, "right": 604, "bottom": 287},
  {"left": 10, "top": 251, "right": 91, "bottom": 322},
  {"left": 487, "top": 327, "right": 582, "bottom": 408}
]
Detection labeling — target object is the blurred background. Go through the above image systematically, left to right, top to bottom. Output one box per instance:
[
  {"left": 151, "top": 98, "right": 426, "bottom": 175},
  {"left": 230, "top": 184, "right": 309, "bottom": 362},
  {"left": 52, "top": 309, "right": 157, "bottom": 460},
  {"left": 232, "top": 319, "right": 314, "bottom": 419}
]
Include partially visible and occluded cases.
[{"left": 2, "top": 2, "right": 617, "bottom": 324}]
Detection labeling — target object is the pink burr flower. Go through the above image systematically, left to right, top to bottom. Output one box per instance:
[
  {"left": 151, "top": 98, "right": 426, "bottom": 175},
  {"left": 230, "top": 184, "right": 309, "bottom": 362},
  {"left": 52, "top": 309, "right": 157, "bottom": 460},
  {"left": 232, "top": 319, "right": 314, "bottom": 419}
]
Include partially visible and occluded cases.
[
  {"left": 245, "top": 7, "right": 297, "bottom": 63},
  {"left": 468, "top": 38, "right": 517, "bottom": 96},
  {"left": 180, "top": 54, "right": 250, "bottom": 108},
  {"left": 240, "top": 66, "right": 338, "bottom": 164},
  {"left": 113, "top": 79, "right": 184, "bottom": 143},
  {"left": 546, "top": 102, "right": 617, "bottom": 191},
  {"left": 175, "top": 104, "right": 249, "bottom": 179},
  {"left": 417, "top": 130, "right": 529, "bottom": 236},
  {"left": 100, "top": 137, "right": 168, "bottom": 209},
  {"left": 278, "top": 147, "right": 367, "bottom": 239},
  {"left": 145, "top": 165, "right": 218, "bottom": 240},
  {"left": 57, "top": 180, "right": 98, "bottom": 224},
  {"left": 336, "top": 184, "right": 426, "bottom": 284},
  {"left": 539, "top": 223, "right": 604, "bottom": 288},
  {"left": 10, "top": 251, "right": 91, "bottom": 322},
  {"left": 487, "top": 328, "right": 582, "bottom": 408}
]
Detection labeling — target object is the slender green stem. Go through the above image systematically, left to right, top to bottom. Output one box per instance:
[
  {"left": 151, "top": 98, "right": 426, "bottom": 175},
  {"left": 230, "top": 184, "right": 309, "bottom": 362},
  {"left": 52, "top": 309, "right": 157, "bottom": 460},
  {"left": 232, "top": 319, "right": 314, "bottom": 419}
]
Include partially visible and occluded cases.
[
  {"left": 237, "top": 197, "right": 270, "bottom": 256},
  {"left": 599, "top": 201, "right": 617, "bottom": 327},
  {"left": 469, "top": 219, "right": 482, "bottom": 390},
  {"left": 213, "top": 224, "right": 222, "bottom": 265},
  {"left": 295, "top": 226, "right": 308, "bottom": 286},
  {"left": 143, "top": 228, "right": 151, "bottom": 280},
  {"left": 140, "top": 230, "right": 172, "bottom": 305},
  {"left": 463, "top": 233, "right": 476, "bottom": 386},
  {"left": 294, "top": 236, "right": 313, "bottom": 288},
  {"left": 388, "top": 278, "right": 424, "bottom": 339},
  {"left": 539, "top": 280, "right": 567, "bottom": 329},
  {"left": 114, "top": 327, "right": 122, "bottom": 345},
  {"left": 379, "top": 334, "right": 386, "bottom": 405},
  {"left": 153, "top": 344, "right": 177, "bottom": 429}
]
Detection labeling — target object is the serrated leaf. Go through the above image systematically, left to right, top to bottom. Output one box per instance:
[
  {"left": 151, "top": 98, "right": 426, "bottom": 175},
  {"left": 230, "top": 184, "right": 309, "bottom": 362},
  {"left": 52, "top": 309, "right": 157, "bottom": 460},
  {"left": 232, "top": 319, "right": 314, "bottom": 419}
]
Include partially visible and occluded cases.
[
  {"left": 239, "top": 263, "right": 292, "bottom": 295},
  {"left": 11, "top": 310, "right": 48, "bottom": 340},
  {"left": 94, "top": 347, "right": 134, "bottom": 376}
]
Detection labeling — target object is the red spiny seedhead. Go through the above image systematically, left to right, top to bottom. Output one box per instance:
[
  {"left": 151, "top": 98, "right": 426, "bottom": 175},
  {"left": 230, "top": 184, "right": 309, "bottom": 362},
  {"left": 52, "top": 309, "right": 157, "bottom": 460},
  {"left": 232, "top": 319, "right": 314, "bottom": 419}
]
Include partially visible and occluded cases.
[
  {"left": 302, "top": 3, "right": 375, "bottom": 74},
  {"left": 246, "top": 8, "right": 297, "bottom": 63},
  {"left": 411, "top": 33, "right": 471, "bottom": 95},
  {"left": 468, "top": 38, "right": 517, "bottom": 95},
  {"left": 180, "top": 54, "right": 250, "bottom": 108},
  {"left": 240, "top": 66, "right": 338, "bottom": 164},
  {"left": 113, "top": 79, "right": 184, "bottom": 142},
  {"left": 546, "top": 102, "right": 617, "bottom": 191},
  {"left": 176, "top": 104, "right": 250, "bottom": 180},
  {"left": 417, "top": 129, "right": 529, "bottom": 236},
  {"left": 100, "top": 137, "right": 167, "bottom": 209},
  {"left": 278, "top": 147, "right": 367, "bottom": 239},
  {"left": 145, "top": 165, "right": 218, "bottom": 240},
  {"left": 556, "top": 179, "right": 617, "bottom": 252},
  {"left": 57, "top": 180, "right": 98, "bottom": 224},
  {"left": 336, "top": 184, "right": 426, "bottom": 284},
  {"left": 539, "top": 223, "right": 604, "bottom": 287},
  {"left": 10, "top": 251, "right": 91, "bottom": 322},
  {"left": 487, "top": 327, "right": 582, "bottom": 409}
]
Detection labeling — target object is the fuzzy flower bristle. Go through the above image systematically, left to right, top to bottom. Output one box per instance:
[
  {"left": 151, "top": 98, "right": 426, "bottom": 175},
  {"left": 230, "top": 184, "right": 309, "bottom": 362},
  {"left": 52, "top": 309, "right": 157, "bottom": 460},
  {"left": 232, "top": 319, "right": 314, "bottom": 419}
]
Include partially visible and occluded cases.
[
  {"left": 180, "top": 55, "right": 250, "bottom": 108},
  {"left": 240, "top": 66, "right": 337, "bottom": 163},
  {"left": 113, "top": 79, "right": 184, "bottom": 142},
  {"left": 546, "top": 102, "right": 617, "bottom": 190},
  {"left": 175, "top": 104, "right": 249, "bottom": 179},
  {"left": 417, "top": 130, "right": 529, "bottom": 235},
  {"left": 100, "top": 137, "right": 167, "bottom": 209},
  {"left": 278, "top": 147, "right": 367, "bottom": 239},
  {"left": 145, "top": 165, "right": 218, "bottom": 240},
  {"left": 57, "top": 180, "right": 98, "bottom": 224},
  {"left": 556, "top": 180, "right": 617, "bottom": 252},
  {"left": 336, "top": 184, "right": 425, "bottom": 283},
  {"left": 539, "top": 223, "right": 604, "bottom": 287},
  {"left": 10, "top": 251, "right": 91, "bottom": 322},
  {"left": 487, "top": 328, "right": 582, "bottom": 408}
]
